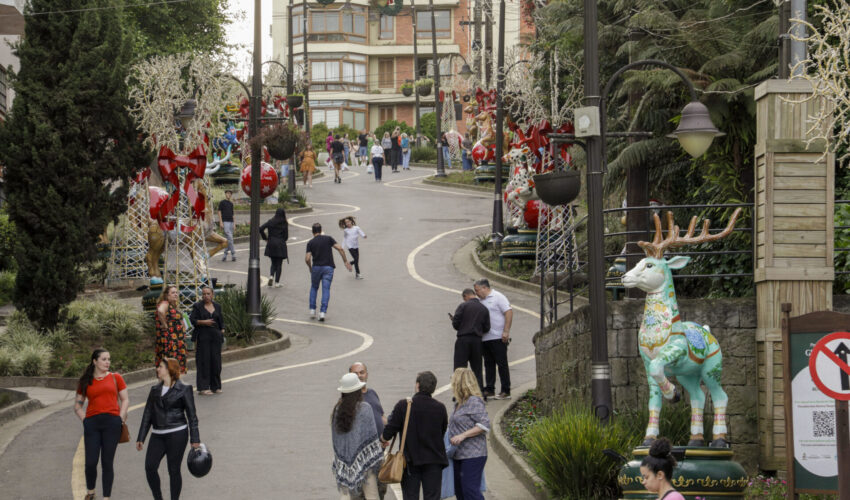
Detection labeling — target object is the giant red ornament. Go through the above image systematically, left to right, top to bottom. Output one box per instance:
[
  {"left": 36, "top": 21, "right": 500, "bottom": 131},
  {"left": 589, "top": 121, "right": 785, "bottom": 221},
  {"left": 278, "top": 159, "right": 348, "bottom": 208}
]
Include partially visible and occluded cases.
[
  {"left": 472, "top": 142, "right": 488, "bottom": 163},
  {"left": 241, "top": 162, "right": 279, "bottom": 199},
  {"left": 149, "top": 186, "right": 169, "bottom": 219},
  {"left": 524, "top": 200, "right": 541, "bottom": 229}
]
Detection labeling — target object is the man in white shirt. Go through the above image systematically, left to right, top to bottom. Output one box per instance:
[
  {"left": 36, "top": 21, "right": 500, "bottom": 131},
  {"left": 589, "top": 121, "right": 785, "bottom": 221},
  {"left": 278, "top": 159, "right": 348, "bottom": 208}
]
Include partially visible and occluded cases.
[{"left": 474, "top": 278, "right": 513, "bottom": 399}]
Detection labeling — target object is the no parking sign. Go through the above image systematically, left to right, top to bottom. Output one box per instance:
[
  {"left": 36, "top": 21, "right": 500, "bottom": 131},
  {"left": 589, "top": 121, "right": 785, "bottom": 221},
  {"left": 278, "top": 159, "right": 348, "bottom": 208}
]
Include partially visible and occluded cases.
[{"left": 810, "top": 332, "right": 850, "bottom": 401}]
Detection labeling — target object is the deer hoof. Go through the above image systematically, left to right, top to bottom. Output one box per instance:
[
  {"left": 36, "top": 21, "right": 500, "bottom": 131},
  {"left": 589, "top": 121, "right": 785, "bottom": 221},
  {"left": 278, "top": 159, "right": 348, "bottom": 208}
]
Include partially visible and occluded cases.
[
  {"left": 671, "top": 388, "right": 681, "bottom": 403},
  {"left": 641, "top": 437, "right": 656, "bottom": 447},
  {"left": 710, "top": 437, "right": 730, "bottom": 448},
  {"left": 687, "top": 438, "right": 704, "bottom": 447}
]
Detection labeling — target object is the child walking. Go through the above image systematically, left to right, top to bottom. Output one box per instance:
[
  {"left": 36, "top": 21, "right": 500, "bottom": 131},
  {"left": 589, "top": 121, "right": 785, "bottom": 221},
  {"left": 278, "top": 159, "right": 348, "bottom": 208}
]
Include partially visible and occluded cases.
[{"left": 339, "top": 216, "right": 366, "bottom": 279}]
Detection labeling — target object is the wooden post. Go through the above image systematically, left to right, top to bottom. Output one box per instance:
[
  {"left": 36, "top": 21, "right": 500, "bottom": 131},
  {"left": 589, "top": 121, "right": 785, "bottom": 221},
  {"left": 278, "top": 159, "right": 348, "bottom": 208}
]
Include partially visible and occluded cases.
[{"left": 754, "top": 79, "right": 835, "bottom": 471}]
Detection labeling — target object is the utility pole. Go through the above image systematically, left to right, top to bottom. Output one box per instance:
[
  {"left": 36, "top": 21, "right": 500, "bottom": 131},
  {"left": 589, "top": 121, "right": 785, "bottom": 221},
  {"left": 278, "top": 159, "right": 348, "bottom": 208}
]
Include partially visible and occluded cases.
[
  {"left": 247, "top": 0, "right": 264, "bottom": 330},
  {"left": 287, "top": 0, "right": 294, "bottom": 95},
  {"left": 302, "top": 0, "right": 310, "bottom": 135},
  {"left": 412, "top": 0, "right": 422, "bottom": 146},
  {"left": 429, "top": 0, "right": 445, "bottom": 176},
  {"left": 473, "top": 0, "right": 482, "bottom": 83},
  {"left": 484, "top": 0, "right": 493, "bottom": 86},
  {"left": 492, "top": 0, "right": 505, "bottom": 242}
]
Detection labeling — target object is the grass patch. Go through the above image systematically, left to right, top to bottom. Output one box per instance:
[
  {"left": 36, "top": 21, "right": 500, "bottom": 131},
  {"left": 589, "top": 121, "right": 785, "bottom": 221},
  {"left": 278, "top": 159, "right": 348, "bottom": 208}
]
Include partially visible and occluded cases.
[
  {"left": 426, "top": 170, "right": 479, "bottom": 185},
  {"left": 477, "top": 247, "right": 537, "bottom": 281},
  {"left": 500, "top": 390, "right": 542, "bottom": 453}
]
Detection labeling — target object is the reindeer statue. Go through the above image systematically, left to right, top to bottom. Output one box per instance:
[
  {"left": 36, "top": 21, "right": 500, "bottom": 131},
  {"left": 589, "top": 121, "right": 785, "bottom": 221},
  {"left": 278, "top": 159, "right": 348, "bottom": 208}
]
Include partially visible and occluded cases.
[{"left": 621, "top": 208, "right": 741, "bottom": 448}]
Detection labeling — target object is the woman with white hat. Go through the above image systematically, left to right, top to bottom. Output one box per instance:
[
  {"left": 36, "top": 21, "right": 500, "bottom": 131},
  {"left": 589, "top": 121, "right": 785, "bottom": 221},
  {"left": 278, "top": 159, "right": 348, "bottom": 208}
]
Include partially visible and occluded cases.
[{"left": 331, "top": 372, "right": 384, "bottom": 499}]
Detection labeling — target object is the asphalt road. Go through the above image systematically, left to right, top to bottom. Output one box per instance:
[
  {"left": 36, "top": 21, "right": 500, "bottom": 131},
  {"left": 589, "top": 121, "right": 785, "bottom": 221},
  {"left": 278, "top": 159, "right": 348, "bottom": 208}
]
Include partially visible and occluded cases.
[{"left": 0, "top": 165, "right": 541, "bottom": 499}]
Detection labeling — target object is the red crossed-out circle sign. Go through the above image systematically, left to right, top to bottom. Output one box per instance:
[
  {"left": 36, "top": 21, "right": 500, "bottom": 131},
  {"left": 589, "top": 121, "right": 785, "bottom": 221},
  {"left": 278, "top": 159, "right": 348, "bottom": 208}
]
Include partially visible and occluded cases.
[{"left": 809, "top": 331, "right": 850, "bottom": 401}]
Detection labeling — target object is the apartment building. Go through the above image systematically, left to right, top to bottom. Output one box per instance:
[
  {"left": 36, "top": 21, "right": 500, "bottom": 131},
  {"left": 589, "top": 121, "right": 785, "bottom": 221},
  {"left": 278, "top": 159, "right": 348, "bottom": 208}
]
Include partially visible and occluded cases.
[
  {"left": 0, "top": 0, "right": 25, "bottom": 122},
  {"left": 270, "top": 0, "right": 528, "bottom": 132}
]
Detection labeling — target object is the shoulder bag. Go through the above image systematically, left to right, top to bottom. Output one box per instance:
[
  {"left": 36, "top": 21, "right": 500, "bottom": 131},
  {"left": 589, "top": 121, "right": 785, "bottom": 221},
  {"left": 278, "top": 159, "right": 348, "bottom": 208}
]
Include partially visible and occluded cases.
[
  {"left": 112, "top": 374, "right": 130, "bottom": 443},
  {"left": 378, "top": 397, "right": 412, "bottom": 483}
]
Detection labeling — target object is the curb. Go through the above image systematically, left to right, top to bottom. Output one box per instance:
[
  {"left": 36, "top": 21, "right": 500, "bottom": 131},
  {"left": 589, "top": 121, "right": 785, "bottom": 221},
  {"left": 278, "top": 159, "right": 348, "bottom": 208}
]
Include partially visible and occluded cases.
[
  {"left": 421, "top": 178, "right": 491, "bottom": 193},
  {"left": 469, "top": 242, "right": 541, "bottom": 295},
  {"left": 0, "top": 328, "right": 291, "bottom": 392},
  {"left": 490, "top": 384, "right": 552, "bottom": 500},
  {"left": 0, "top": 398, "right": 44, "bottom": 427}
]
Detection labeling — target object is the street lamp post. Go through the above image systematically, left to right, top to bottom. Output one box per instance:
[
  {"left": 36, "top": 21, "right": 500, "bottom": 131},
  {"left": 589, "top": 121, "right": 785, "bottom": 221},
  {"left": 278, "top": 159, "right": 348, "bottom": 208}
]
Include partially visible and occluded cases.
[
  {"left": 247, "top": 0, "right": 265, "bottom": 330},
  {"left": 302, "top": 0, "right": 311, "bottom": 136},
  {"left": 411, "top": 0, "right": 422, "bottom": 147},
  {"left": 429, "top": 0, "right": 445, "bottom": 177},
  {"left": 492, "top": 0, "right": 506, "bottom": 244},
  {"left": 582, "top": 0, "right": 723, "bottom": 421}
]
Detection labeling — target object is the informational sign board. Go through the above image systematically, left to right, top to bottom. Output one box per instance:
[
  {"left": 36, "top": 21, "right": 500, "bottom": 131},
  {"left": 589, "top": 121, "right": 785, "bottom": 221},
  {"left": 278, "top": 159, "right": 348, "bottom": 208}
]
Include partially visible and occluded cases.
[
  {"left": 782, "top": 307, "right": 850, "bottom": 496},
  {"left": 809, "top": 332, "right": 850, "bottom": 401}
]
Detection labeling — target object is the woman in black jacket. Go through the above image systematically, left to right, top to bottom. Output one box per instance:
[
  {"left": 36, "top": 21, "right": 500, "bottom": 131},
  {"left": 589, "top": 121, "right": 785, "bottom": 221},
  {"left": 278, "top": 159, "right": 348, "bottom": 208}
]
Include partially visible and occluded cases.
[
  {"left": 260, "top": 207, "right": 289, "bottom": 287},
  {"left": 189, "top": 287, "right": 224, "bottom": 395},
  {"left": 136, "top": 357, "right": 200, "bottom": 500}
]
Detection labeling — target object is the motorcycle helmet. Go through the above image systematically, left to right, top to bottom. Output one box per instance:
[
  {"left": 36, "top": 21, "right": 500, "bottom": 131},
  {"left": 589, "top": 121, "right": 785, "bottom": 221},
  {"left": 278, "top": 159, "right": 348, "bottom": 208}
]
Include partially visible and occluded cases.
[{"left": 187, "top": 443, "right": 213, "bottom": 478}]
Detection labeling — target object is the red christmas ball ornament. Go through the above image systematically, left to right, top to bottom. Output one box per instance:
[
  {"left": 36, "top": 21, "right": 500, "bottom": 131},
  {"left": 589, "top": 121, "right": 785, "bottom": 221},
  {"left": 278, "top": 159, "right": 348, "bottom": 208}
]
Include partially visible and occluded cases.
[
  {"left": 471, "top": 142, "right": 487, "bottom": 163},
  {"left": 485, "top": 145, "right": 496, "bottom": 162},
  {"left": 241, "top": 162, "right": 280, "bottom": 199},
  {"left": 149, "top": 186, "right": 169, "bottom": 219},
  {"left": 524, "top": 200, "right": 541, "bottom": 229}
]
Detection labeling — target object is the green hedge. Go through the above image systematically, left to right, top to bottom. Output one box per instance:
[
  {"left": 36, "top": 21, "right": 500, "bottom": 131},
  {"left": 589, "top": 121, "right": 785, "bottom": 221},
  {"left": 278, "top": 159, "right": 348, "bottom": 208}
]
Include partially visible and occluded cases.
[{"left": 411, "top": 145, "right": 437, "bottom": 163}]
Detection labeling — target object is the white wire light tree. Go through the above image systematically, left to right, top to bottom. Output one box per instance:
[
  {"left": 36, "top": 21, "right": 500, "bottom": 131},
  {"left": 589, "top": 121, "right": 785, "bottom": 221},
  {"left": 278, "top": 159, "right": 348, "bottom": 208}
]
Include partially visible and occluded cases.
[
  {"left": 127, "top": 53, "right": 241, "bottom": 308},
  {"left": 106, "top": 171, "right": 151, "bottom": 284}
]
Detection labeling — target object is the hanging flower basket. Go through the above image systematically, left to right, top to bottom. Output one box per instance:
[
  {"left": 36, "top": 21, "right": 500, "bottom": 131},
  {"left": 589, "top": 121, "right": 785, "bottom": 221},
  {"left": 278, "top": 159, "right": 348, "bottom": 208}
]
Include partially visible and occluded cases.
[
  {"left": 415, "top": 78, "right": 433, "bottom": 97},
  {"left": 401, "top": 84, "right": 414, "bottom": 97},
  {"left": 286, "top": 94, "right": 303, "bottom": 108},
  {"left": 250, "top": 123, "right": 302, "bottom": 161},
  {"left": 533, "top": 169, "right": 581, "bottom": 206}
]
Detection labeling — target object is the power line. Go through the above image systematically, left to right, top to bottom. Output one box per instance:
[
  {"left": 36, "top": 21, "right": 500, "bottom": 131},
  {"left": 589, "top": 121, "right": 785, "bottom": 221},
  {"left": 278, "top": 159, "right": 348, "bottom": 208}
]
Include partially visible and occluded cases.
[{"left": 0, "top": 0, "right": 193, "bottom": 17}]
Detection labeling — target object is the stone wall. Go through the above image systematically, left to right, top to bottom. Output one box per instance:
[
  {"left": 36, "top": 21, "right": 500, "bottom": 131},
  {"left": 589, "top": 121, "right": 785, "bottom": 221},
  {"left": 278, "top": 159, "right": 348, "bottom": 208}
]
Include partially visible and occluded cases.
[{"left": 533, "top": 297, "right": 759, "bottom": 472}]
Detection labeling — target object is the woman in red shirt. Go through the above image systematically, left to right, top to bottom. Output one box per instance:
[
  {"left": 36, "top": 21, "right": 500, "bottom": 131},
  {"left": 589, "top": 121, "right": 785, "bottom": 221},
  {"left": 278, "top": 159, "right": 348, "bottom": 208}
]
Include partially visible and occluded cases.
[{"left": 74, "top": 348, "right": 129, "bottom": 500}]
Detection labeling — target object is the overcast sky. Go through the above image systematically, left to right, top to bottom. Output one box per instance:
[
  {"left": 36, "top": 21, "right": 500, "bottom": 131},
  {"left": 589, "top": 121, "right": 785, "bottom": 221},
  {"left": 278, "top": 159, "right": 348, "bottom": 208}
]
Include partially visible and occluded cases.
[{"left": 225, "top": 1, "right": 274, "bottom": 79}]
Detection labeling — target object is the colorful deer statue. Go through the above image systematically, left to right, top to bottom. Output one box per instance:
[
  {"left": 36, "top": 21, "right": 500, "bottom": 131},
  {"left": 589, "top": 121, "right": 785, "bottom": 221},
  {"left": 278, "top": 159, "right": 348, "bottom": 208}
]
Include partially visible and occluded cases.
[{"left": 621, "top": 208, "right": 741, "bottom": 448}]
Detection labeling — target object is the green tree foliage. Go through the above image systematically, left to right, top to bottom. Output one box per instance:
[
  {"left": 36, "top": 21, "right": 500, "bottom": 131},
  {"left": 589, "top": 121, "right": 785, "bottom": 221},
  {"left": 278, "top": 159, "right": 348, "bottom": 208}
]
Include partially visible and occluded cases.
[
  {"left": 0, "top": 0, "right": 152, "bottom": 327},
  {"left": 126, "top": 0, "right": 232, "bottom": 60},
  {"left": 531, "top": 0, "right": 779, "bottom": 297},
  {"left": 417, "top": 112, "right": 437, "bottom": 143},
  {"left": 373, "top": 119, "right": 415, "bottom": 142},
  {"left": 310, "top": 122, "right": 330, "bottom": 152},
  {"left": 0, "top": 213, "right": 16, "bottom": 271}
]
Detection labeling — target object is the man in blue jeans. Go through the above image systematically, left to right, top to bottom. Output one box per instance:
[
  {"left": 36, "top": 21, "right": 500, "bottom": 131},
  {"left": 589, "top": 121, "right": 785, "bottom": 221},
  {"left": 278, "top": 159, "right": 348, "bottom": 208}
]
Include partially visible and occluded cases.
[{"left": 305, "top": 223, "right": 352, "bottom": 321}]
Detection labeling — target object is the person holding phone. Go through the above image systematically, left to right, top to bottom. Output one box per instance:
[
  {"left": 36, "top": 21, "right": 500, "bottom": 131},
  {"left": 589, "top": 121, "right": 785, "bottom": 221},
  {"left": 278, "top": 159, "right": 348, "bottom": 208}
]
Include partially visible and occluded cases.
[{"left": 450, "top": 289, "right": 489, "bottom": 396}]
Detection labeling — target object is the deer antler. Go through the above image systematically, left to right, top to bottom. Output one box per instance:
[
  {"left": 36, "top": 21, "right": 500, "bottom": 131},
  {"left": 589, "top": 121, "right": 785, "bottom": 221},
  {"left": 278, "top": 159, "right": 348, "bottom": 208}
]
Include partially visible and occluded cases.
[{"left": 637, "top": 208, "right": 742, "bottom": 258}]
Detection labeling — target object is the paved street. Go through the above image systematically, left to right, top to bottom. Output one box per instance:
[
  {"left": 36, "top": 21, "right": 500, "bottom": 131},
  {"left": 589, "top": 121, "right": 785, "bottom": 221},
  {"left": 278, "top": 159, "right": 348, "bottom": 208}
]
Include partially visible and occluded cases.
[{"left": 0, "top": 166, "right": 541, "bottom": 499}]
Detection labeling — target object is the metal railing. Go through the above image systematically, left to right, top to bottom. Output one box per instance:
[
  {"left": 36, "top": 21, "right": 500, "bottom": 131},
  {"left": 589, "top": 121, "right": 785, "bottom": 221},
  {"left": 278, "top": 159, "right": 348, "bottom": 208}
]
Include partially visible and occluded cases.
[{"left": 540, "top": 202, "right": 755, "bottom": 330}]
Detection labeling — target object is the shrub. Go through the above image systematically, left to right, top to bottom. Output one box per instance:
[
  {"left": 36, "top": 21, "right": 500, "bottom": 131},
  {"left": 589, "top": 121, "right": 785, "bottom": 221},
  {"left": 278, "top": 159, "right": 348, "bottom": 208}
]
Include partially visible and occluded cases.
[
  {"left": 419, "top": 112, "right": 437, "bottom": 143},
  {"left": 373, "top": 120, "right": 415, "bottom": 142},
  {"left": 310, "top": 122, "right": 330, "bottom": 152},
  {"left": 411, "top": 145, "right": 437, "bottom": 163},
  {"left": 0, "top": 213, "right": 15, "bottom": 271},
  {"left": 0, "top": 270, "right": 14, "bottom": 307},
  {"left": 217, "top": 287, "right": 277, "bottom": 344},
  {"left": 63, "top": 298, "right": 147, "bottom": 343},
  {"left": 1, "top": 319, "right": 51, "bottom": 353},
  {"left": 16, "top": 344, "right": 50, "bottom": 376},
  {"left": 0, "top": 347, "right": 16, "bottom": 376},
  {"left": 501, "top": 390, "right": 541, "bottom": 452},
  {"left": 616, "top": 398, "right": 712, "bottom": 446},
  {"left": 522, "top": 401, "right": 635, "bottom": 499}
]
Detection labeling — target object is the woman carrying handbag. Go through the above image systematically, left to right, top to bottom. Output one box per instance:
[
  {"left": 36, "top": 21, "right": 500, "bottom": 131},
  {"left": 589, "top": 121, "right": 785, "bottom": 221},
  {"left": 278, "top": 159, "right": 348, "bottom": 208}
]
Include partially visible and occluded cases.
[{"left": 74, "top": 349, "right": 130, "bottom": 500}]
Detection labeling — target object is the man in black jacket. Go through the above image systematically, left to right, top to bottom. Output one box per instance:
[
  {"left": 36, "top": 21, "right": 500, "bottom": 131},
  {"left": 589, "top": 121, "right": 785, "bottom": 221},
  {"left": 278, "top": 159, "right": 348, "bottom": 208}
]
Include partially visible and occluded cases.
[
  {"left": 450, "top": 288, "right": 490, "bottom": 394},
  {"left": 382, "top": 371, "right": 447, "bottom": 500}
]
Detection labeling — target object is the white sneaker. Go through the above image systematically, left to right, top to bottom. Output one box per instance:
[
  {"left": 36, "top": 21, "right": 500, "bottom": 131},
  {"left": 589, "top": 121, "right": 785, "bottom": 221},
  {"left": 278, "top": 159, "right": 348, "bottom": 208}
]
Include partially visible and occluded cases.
[
  {"left": 355, "top": 273, "right": 363, "bottom": 279},
  {"left": 274, "top": 283, "right": 282, "bottom": 288},
  {"left": 309, "top": 309, "right": 316, "bottom": 319},
  {"left": 319, "top": 312, "right": 326, "bottom": 322}
]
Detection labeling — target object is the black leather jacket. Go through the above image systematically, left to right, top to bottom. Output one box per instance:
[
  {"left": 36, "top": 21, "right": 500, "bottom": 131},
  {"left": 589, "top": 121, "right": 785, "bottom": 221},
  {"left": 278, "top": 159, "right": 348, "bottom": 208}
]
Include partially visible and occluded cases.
[{"left": 137, "top": 380, "right": 200, "bottom": 444}]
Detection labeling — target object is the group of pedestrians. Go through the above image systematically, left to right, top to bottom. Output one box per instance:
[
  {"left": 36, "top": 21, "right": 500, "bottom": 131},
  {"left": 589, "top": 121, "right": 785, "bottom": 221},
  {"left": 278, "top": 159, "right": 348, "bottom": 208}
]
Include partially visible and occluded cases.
[
  {"left": 451, "top": 279, "right": 513, "bottom": 400},
  {"left": 74, "top": 349, "right": 203, "bottom": 500},
  {"left": 331, "top": 366, "right": 489, "bottom": 500}
]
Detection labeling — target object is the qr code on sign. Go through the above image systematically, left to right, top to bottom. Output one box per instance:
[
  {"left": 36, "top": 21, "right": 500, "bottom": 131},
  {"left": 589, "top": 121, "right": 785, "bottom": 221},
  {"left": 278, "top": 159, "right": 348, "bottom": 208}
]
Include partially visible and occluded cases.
[{"left": 813, "top": 410, "right": 835, "bottom": 438}]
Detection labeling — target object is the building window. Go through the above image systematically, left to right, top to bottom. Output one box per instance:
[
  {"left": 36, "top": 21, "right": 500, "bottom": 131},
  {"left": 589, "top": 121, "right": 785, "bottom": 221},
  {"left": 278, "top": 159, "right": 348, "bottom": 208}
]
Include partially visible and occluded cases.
[
  {"left": 295, "top": 6, "right": 367, "bottom": 44},
  {"left": 416, "top": 10, "right": 450, "bottom": 39},
  {"left": 379, "top": 15, "right": 394, "bottom": 39},
  {"left": 311, "top": 57, "right": 367, "bottom": 91},
  {"left": 416, "top": 57, "right": 449, "bottom": 78},
  {"left": 378, "top": 59, "right": 394, "bottom": 88},
  {"left": 379, "top": 106, "right": 394, "bottom": 123},
  {"left": 312, "top": 108, "right": 340, "bottom": 128},
  {"left": 343, "top": 109, "right": 366, "bottom": 130}
]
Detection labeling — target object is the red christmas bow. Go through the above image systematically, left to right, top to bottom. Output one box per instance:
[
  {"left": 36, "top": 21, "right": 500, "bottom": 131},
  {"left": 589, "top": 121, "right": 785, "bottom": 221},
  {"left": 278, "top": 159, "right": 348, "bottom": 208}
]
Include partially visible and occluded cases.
[{"left": 156, "top": 145, "right": 208, "bottom": 232}]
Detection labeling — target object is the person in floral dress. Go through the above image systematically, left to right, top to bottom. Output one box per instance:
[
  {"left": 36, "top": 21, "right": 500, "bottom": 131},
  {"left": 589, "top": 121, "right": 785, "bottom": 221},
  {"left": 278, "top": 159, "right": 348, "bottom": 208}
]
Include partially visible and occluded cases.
[{"left": 155, "top": 285, "right": 187, "bottom": 373}]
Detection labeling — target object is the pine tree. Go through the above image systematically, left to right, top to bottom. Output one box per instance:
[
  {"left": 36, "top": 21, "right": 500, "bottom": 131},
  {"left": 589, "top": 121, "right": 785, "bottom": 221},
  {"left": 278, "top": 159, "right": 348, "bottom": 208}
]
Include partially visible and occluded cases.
[{"left": 0, "top": 0, "right": 152, "bottom": 327}]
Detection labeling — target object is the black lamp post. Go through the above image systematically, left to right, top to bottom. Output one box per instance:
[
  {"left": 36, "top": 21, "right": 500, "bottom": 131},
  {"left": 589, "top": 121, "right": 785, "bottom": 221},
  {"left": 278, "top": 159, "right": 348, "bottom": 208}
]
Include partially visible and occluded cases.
[
  {"left": 245, "top": 0, "right": 265, "bottom": 331},
  {"left": 428, "top": 0, "right": 445, "bottom": 177},
  {"left": 491, "top": 0, "right": 506, "bottom": 244},
  {"left": 582, "top": 0, "right": 723, "bottom": 421}
]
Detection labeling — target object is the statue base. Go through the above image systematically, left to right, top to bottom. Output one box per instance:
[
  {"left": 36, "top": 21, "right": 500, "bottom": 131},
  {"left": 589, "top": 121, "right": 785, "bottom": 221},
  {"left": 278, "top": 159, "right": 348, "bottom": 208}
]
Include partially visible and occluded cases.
[
  {"left": 499, "top": 228, "right": 538, "bottom": 259},
  {"left": 618, "top": 446, "right": 748, "bottom": 499}
]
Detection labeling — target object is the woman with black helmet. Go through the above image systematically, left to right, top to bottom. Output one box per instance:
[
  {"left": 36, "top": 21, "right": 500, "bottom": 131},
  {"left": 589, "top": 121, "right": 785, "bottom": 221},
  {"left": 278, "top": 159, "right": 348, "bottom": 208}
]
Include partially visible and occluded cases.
[{"left": 136, "top": 357, "right": 200, "bottom": 500}]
